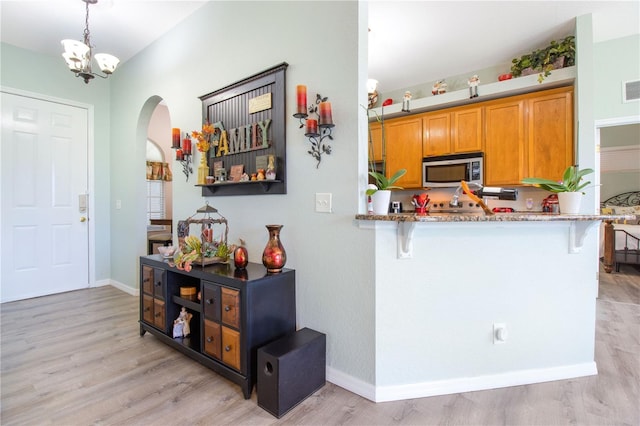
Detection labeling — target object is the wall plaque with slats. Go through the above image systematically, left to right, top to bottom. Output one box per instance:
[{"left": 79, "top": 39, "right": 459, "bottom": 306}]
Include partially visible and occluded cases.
[{"left": 198, "top": 63, "right": 288, "bottom": 196}]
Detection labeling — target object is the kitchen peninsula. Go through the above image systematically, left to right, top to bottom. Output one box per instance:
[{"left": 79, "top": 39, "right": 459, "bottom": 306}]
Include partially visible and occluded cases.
[{"left": 356, "top": 211, "right": 631, "bottom": 402}]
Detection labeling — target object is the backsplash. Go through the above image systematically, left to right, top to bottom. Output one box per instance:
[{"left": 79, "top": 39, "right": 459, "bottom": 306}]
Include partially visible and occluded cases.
[{"left": 390, "top": 187, "right": 549, "bottom": 213}]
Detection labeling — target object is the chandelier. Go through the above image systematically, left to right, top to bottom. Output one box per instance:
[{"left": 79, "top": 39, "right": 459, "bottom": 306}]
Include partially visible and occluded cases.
[{"left": 61, "top": 0, "right": 119, "bottom": 84}]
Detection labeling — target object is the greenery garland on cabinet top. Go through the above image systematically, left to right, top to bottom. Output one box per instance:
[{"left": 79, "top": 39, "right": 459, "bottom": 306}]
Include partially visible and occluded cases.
[{"left": 511, "top": 35, "right": 575, "bottom": 83}]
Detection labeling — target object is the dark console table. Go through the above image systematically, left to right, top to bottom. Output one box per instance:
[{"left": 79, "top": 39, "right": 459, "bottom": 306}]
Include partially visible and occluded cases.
[{"left": 139, "top": 254, "right": 296, "bottom": 398}]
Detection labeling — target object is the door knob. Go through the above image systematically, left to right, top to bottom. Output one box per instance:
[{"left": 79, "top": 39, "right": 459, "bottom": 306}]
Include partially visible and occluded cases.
[{"left": 80, "top": 216, "right": 87, "bottom": 222}]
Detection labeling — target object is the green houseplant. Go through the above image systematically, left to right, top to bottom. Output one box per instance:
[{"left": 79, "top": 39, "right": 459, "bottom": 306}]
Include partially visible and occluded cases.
[
  {"left": 511, "top": 35, "right": 575, "bottom": 83},
  {"left": 521, "top": 165, "right": 593, "bottom": 193},
  {"left": 522, "top": 165, "right": 593, "bottom": 214},
  {"left": 367, "top": 168, "right": 406, "bottom": 215},
  {"left": 366, "top": 169, "right": 407, "bottom": 196}
]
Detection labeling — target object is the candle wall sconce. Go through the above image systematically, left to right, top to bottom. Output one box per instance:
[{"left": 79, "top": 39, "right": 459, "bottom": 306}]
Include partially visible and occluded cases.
[
  {"left": 294, "top": 85, "right": 335, "bottom": 169},
  {"left": 171, "top": 129, "right": 193, "bottom": 181}
]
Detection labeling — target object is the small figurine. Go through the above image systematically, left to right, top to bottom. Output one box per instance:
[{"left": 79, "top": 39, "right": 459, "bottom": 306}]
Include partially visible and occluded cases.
[
  {"left": 468, "top": 75, "right": 480, "bottom": 98},
  {"left": 432, "top": 80, "right": 447, "bottom": 95},
  {"left": 402, "top": 91, "right": 412, "bottom": 113},
  {"left": 266, "top": 155, "right": 276, "bottom": 180},
  {"left": 257, "top": 168, "right": 266, "bottom": 180},
  {"left": 240, "top": 172, "right": 250, "bottom": 182},
  {"left": 250, "top": 173, "right": 257, "bottom": 181},
  {"left": 173, "top": 307, "right": 193, "bottom": 338}
]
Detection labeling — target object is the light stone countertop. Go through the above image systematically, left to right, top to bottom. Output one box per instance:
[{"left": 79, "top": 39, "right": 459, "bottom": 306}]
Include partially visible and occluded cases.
[{"left": 355, "top": 212, "right": 636, "bottom": 223}]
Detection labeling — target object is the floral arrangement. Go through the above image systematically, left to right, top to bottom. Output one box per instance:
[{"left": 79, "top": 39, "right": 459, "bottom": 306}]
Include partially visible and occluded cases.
[
  {"left": 192, "top": 121, "right": 216, "bottom": 153},
  {"left": 174, "top": 235, "right": 236, "bottom": 272}
]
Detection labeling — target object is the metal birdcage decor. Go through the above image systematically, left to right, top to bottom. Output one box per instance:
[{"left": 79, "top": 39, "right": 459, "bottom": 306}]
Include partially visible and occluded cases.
[{"left": 173, "top": 202, "right": 232, "bottom": 270}]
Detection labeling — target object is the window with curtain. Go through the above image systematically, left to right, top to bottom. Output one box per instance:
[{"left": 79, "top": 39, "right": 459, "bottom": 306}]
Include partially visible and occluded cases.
[{"left": 146, "top": 139, "right": 171, "bottom": 230}]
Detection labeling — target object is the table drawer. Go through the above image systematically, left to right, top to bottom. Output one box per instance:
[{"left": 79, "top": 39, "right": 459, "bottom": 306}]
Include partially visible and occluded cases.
[
  {"left": 203, "top": 283, "right": 221, "bottom": 321},
  {"left": 221, "top": 287, "right": 240, "bottom": 329},
  {"left": 142, "top": 294, "right": 153, "bottom": 324},
  {"left": 153, "top": 299, "right": 165, "bottom": 330},
  {"left": 204, "top": 319, "right": 221, "bottom": 360},
  {"left": 222, "top": 326, "right": 241, "bottom": 371}
]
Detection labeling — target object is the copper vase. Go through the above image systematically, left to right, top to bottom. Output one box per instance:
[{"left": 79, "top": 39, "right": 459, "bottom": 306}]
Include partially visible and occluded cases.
[{"left": 262, "top": 225, "right": 286, "bottom": 273}]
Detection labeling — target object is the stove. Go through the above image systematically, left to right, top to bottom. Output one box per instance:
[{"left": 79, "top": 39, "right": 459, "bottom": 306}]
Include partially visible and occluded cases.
[{"left": 428, "top": 199, "right": 484, "bottom": 214}]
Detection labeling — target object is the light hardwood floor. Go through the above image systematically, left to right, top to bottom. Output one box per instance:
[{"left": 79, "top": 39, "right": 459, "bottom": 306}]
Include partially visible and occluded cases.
[{"left": 1, "top": 263, "right": 638, "bottom": 425}]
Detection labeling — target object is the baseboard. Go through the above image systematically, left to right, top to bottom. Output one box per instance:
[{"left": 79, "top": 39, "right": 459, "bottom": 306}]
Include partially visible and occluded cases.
[
  {"left": 103, "top": 279, "right": 139, "bottom": 296},
  {"left": 327, "top": 362, "right": 597, "bottom": 403},
  {"left": 326, "top": 366, "right": 377, "bottom": 402}
]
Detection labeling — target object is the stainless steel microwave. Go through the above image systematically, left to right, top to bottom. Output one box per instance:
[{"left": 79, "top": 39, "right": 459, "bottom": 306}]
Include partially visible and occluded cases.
[{"left": 423, "top": 152, "right": 483, "bottom": 188}]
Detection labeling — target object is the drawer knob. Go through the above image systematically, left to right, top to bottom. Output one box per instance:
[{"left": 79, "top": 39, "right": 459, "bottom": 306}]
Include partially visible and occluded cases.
[
  {"left": 155, "top": 281, "right": 161, "bottom": 287},
  {"left": 206, "top": 298, "right": 214, "bottom": 305},
  {"left": 224, "top": 305, "right": 231, "bottom": 312},
  {"left": 144, "top": 307, "right": 150, "bottom": 312},
  {"left": 155, "top": 312, "right": 161, "bottom": 318},
  {"left": 207, "top": 336, "right": 214, "bottom": 343},
  {"left": 225, "top": 345, "right": 231, "bottom": 352}
]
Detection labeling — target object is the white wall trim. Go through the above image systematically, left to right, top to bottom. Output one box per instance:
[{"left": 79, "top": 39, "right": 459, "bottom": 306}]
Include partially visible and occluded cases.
[
  {"left": 105, "top": 280, "right": 139, "bottom": 297},
  {"left": 327, "top": 362, "right": 597, "bottom": 403},
  {"left": 326, "top": 366, "right": 376, "bottom": 402}
]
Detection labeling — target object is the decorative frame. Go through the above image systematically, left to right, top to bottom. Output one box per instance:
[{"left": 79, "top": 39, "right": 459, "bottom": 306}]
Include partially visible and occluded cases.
[{"left": 198, "top": 62, "right": 288, "bottom": 196}]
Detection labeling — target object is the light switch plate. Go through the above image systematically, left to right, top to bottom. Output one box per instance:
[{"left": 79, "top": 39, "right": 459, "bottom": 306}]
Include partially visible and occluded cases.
[{"left": 315, "top": 193, "right": 332, "bottom": 213}]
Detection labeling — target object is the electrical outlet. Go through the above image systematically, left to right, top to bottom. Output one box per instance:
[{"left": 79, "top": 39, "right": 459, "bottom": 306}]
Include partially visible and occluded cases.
[
  {"left": 315, "top": 193, "right": 332, "bottom": 213},
  {"left": 116, "top": 200, "right": 122, "bottom": 209},
  {"left": 493, "top": 323, "right": 507, "bottom": 344}
]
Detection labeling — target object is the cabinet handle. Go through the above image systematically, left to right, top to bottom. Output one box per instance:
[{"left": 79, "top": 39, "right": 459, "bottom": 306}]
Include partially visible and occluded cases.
[
  {"left": 206, "top": 298, "right": 214, "bottom": 305},
  {"left": 224, "top": 305, "right": 231, "bottom": 312},
  {"left": 207, "top": 336, "right": 214, "bottom": 343},
  {"left": 225, "top": 345, "right": 231, "bottom": 352}
]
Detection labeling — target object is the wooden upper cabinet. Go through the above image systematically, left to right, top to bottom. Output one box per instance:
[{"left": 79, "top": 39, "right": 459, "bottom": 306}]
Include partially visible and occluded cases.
[
  {"left": 483, "top": 86, "right": 574, "bottom": 186},
  {"left": 527, "top": 88, "right": 574, "bottom": 181},
  {"left": 484, "top": 99, "right": 526, "bottom": 186},
  {"left": 423, "top": 106, "right": 482, "bottom": 156},
  {"left": 452, "top": 106, "right": 483, "bottom": 153},
  {"left": 423, "top": 112, "right": 451, "bottom": 157},
  {"left": 385, "top": 117, "right": 423, "bottom": 189},
  {"left": 368, "top": 121, "right": 383, "bottom": 162}
]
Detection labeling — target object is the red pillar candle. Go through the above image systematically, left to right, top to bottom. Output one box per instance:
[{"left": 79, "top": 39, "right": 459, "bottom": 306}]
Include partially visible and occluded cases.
[
  {"left": 296, "top": 85, "right": 307, "bottom": 115},
  {"left": 318, "top": 101, "right": 333, "bottom": 126},
  {"left": 305, "top": 118, "right": 318, "bottom": 135},
  {"left": 172, "top": 128, "right": 181, "bottom": 148},
  {"left": 182, "top": 134, "right": 192, "bottom": 155},
  {"left": 176, "top": 148, "right": 183, "bottom": 161}
]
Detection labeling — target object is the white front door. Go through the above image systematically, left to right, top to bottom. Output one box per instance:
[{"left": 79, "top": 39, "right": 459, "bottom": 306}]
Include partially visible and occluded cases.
[{"left": 1, "top": 91, "right": 89, "bottom": 302}]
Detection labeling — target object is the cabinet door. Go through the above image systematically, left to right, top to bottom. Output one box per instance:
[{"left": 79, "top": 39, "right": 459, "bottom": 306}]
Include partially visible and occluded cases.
[
  {"left": 527, "top": 89, "right": 574, "bottom": 180},
  {"left": 484, "top": 100, "right": 526, "bottom": 185},
  {"left": 452, "top": 107, "right": 483, "bottom": 153},
  {"left": 423, "top": 112, "right": 451, "bottom": 157},
  {"left": 386, "top": 117, "right": 423, "bottom": 188},
  {"left": 368, "top": 121, "right": 383, "bottom": 162},
  {"left": 142, "top": 265, "right": 153, "bottom": 295},
  {"left": 153, "top": 268, "right": 165, "bottom": 300},
  {"left": 203, "top": 283, "right": 220, "bottom": 321},
  {"left": 221, "top": 287, "right": 240, "bottom": 329},
  {"left": 142, "top": 294, "right": 154, "bottom": 324},
  {"left": 153, "top": 299, "right": 165, "bottom": 330},
  {"left": 204, "top": 319, "right": 221, "bottom": 360},
  {"left": 222, "top": 326, "right": 241, "bottom": 371}
]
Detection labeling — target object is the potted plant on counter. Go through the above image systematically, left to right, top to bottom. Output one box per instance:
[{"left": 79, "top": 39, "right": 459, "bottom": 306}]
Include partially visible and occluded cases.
[
  {"left": 521, "top": 165, "right": 593, "bottom": 214},
  {"left": 367, "top": 168, "right": 407, "bottom": 215}
]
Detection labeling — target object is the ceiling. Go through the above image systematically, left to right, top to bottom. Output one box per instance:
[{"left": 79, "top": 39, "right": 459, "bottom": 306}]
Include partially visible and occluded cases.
[{"left": 1, "top": 1, "right": 638, "bottom": 93}]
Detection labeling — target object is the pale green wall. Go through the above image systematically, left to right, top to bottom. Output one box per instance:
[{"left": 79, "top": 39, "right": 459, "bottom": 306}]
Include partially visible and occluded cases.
[
  {"left": 106, "top": 1, "right": 376, "bottom": 385},
  {"left": 594, "top": 34, "right": 640, "bottom": 120},
  {"left": 0, "top": 42, "right": 112, "bottom": 282}
]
